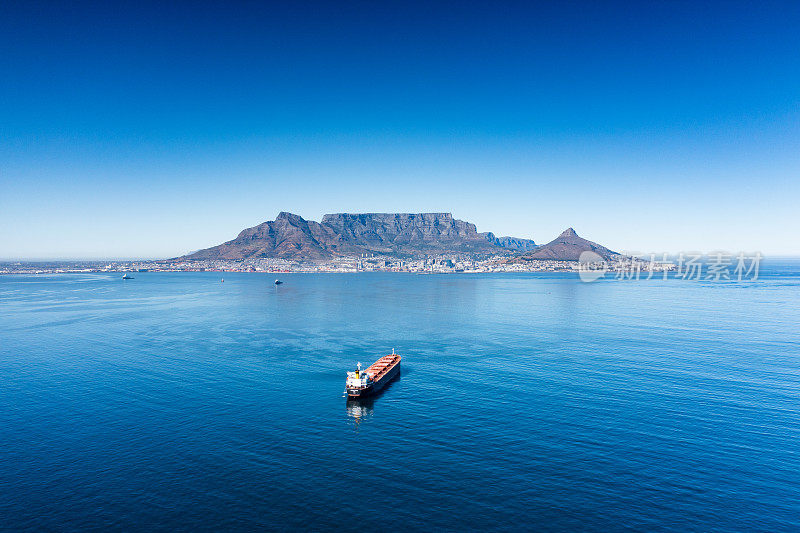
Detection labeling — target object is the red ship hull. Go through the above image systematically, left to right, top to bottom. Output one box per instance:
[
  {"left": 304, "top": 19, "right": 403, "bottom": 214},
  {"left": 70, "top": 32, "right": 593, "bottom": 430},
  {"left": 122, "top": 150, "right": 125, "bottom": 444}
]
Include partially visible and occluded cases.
[{"left": 347, "top": 354, "right": 401, "bottom": 398}]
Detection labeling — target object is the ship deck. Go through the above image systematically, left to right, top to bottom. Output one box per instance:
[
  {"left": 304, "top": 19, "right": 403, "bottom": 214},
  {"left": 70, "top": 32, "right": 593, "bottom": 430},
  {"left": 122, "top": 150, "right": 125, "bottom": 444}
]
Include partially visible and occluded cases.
[{"left": 365, "top": 354, "right": 401, "bottom": 382}]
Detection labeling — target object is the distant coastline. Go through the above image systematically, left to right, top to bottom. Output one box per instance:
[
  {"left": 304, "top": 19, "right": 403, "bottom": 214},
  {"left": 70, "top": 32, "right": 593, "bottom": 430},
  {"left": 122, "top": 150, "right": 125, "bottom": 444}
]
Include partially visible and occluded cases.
[{"left": 0, "top": 256, "right": 674, "bottom": 275}]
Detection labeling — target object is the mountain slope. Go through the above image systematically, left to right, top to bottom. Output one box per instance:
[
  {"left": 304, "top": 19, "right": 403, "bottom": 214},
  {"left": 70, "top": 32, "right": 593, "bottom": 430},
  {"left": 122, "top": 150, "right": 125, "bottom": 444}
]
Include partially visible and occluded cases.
[
  {"left": 182, "top": 212, "right": 340, "bottom": 260},
  {"left": 508, "top": 228, "right": 619, "bottom": 262},
  {"left": 482, "top": 233, "right": 537, "bottom": 252}
]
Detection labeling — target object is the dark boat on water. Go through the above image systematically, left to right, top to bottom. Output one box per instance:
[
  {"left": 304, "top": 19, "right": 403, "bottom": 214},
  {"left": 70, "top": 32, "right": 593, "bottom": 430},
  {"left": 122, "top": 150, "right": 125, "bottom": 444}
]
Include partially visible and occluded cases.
[
  {"left": 122, "top": 274, "right": 134, "bottom": 280},
  {"left": 274, "top": 279, "right": 283, "bottom": 285},
  {"left": 345, "top": 350, "right": 401, "bottom": 398}
]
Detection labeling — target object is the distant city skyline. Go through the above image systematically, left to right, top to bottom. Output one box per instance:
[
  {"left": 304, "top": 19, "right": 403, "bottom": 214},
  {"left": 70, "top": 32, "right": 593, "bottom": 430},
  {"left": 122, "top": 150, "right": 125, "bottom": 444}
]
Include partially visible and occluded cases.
[{"left": 2, "top": 2, "right": 799, "bottom": 259}]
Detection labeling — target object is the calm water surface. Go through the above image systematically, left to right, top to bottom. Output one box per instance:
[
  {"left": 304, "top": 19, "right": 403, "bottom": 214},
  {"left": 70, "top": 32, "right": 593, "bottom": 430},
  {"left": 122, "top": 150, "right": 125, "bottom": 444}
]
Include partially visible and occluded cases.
[{"left": 1, "top": 267, "right": 799, "bottom": 531}]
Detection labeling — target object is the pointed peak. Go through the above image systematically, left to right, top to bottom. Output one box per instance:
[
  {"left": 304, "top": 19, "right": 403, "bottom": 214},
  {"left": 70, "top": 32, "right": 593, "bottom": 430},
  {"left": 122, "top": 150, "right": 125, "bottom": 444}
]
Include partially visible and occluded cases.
[{"left": 559, "top": 227, "right": 578, "bottom": 238}]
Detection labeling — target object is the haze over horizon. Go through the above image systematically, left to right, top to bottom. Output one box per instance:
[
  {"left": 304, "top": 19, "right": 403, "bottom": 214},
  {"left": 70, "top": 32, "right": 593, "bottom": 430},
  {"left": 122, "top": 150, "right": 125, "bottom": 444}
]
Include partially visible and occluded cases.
[{"left": 2, "top": 2, "right": 799, "bottom": 259}]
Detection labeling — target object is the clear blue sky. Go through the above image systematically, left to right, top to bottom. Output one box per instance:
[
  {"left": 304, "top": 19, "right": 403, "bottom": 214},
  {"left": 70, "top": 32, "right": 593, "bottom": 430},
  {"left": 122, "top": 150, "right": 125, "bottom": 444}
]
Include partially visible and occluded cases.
[{"left": 1, "top": 1, "right": 798, "bottom": 259}]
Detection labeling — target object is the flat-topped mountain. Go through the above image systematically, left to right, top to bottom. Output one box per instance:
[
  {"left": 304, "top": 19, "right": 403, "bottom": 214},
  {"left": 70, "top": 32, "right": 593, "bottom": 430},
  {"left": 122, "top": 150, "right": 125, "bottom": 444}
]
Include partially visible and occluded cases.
[
  {"left": 179, "top": 212, "right": 525, "bottom": 261},
  {"left": 321, "top": 212, "right": 501, "bottom": 255},
  {"left": 508, "top": 227, "right": 620, "bottom": 262}
]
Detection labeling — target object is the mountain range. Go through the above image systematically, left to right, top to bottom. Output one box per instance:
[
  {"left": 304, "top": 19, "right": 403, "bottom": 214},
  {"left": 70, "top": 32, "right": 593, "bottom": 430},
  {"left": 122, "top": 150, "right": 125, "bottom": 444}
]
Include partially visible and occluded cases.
[{"left": 178, "top": 212, "right": 616, "bottom": 262}]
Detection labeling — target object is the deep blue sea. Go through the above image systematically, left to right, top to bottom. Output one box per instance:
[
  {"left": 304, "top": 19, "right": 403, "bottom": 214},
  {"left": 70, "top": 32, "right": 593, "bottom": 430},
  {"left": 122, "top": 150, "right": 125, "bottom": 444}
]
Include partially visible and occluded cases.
[{"left": 2, "top": 264, "right": 799, "bottom": 531}]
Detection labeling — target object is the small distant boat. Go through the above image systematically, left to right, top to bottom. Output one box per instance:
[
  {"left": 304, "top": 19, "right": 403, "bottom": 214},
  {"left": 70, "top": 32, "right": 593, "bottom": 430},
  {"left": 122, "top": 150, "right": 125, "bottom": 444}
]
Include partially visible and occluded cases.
[
  {"left": 122, "top": 274, "right": 134, "bottom": 280},
  {"left": 274, "top": 279, "right": 283, "bottom": 285},
  {"left": 345, "top": 350, "right": 401, "bottom": 398}
]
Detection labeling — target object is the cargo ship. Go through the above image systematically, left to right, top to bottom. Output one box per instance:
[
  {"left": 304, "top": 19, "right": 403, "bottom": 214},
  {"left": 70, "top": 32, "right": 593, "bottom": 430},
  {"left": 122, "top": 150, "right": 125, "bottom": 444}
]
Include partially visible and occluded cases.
[{"left": 345, "top": 350, "right": 401, "bottom": 398}]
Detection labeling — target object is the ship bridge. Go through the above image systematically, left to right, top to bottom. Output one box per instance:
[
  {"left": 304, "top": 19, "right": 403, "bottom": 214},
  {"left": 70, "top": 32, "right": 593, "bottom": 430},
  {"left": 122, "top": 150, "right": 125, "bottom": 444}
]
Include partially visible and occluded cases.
[{"left": 346, "top": 362, "right": 371, "bottom": 389}]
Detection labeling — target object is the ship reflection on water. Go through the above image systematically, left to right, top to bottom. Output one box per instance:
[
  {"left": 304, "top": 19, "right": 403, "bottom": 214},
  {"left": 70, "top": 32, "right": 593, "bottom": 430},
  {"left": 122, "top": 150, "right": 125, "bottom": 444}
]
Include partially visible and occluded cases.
[
  {"left": 345, "top": 374, "right": 401, "bottom": 426},
  {"left": 345, "top": 397, "right": 375, "bottom": 426}
]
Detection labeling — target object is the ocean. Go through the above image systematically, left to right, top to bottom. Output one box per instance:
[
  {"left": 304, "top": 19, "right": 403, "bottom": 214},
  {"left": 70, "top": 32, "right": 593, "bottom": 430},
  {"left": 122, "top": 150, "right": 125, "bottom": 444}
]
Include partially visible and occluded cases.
[{"left": 1, "top": 265, "right": 799, "bottom": 531}]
